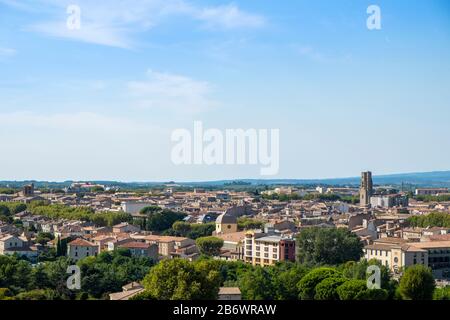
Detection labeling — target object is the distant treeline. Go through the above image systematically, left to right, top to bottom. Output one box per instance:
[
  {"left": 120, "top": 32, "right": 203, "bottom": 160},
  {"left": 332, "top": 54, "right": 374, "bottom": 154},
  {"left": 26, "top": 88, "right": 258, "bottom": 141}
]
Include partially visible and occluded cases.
[
  {"left": 262, "top": 193, "right": 359, "bottom": 204},
  {"left": 415, "top": 195, "right": 450, "bottom": 202},
  {"left": 17, "top": 202, "right": 130, "bottom": 227},
  {"left": 407, "top": 212, "right": 450, "bottom": 228}
]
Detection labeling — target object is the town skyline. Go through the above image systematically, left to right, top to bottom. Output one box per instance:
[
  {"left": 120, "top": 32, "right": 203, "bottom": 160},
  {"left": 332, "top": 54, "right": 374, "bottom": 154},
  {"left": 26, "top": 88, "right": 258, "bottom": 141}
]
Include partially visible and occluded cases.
[{"left": 1, "top": 169, "right": 450, "bottom": 185}]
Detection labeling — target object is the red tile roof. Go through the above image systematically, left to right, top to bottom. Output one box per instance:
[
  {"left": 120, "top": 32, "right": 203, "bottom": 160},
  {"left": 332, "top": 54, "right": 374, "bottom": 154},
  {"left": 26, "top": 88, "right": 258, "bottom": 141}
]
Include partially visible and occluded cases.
[
  {"left": 68, "top": 238, "right": 97, "bottom": 247},
  {"left": 118, "top": 241, "right": 151, "bottom": 249}
]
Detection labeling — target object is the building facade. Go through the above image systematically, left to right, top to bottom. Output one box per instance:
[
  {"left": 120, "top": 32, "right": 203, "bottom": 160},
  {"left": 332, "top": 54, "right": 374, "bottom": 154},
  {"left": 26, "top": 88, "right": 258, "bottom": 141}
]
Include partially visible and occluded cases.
[
  {"left": 360, "top": 171, "right": 373, "bottom": 208},
  {"left": 244, "top": 231, "right": 295, "bottom": 267}
]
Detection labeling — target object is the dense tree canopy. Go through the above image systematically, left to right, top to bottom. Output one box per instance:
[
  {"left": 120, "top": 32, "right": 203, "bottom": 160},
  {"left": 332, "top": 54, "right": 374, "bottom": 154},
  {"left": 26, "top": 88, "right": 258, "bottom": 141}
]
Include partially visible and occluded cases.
[
  {"left": 26, "top": 202, "right": 130, "bottom": 227},
  {"left": 135, "top": 209, "right": 186, "bottom": 232},
  {"left": 407, "top": 212, "right": 450, "bottom": 228},
  {"left": 237, "top": 217, "right": 265, "bottom": 230},
  {"left": 168, "top": 221, "right": 215, "bottom": 239},
  {"left": 296, "top": 227, "right": 364, "bottom": 266},
  {"left": 196, "top": 237, "right": 224, "bottom": 256},
  {"left": 0, "top": 249, "right": 154, "bottom": 300},
  {"left": 141, "top": 259, "right": 221, "bottom": 300},
  {"left": 399, "top": 265, "right": 435, "bottom": 300},
  {"left": 297, "top": 267, "right": 341, "bottom": 300},
  {"left": 433, "top": 286, "right": 450, "bottom": 300}
]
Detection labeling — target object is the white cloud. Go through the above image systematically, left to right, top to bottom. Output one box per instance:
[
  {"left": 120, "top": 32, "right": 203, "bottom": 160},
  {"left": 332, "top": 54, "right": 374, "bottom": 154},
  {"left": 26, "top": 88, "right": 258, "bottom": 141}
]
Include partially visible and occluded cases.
[
  {"left": 3, "top": 0, "right": 265, "bottom": 48},
  {"left": 196, "top": 4, "right": 265, "bottom": 29},
  {"left": 0, "top": 47, "right": 16, "bottom": 57},
  {"left": 128, "top": 70, "right": 218, "bottom": 113}
]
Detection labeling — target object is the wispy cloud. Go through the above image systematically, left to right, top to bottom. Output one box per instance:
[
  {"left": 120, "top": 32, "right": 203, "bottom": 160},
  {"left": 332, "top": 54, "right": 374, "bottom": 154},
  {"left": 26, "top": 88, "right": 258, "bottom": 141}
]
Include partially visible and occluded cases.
[
  {"left": 3, "top": 0, "right": 265, "bottom": 48},
  {"left": 196, "top": 4, "right": 265, "bottom": 29},
  {"left": 294, "top": 44, "right": 352, "bottom": 64},
  {"left": 0, "top": 47, "right": 16, "bottom": 57},
  {"left": 128, "top": 69, "right": 218, "bottom": 113},
  {"left": 0, "top": 111, "right": 152, "bottom": 133}
]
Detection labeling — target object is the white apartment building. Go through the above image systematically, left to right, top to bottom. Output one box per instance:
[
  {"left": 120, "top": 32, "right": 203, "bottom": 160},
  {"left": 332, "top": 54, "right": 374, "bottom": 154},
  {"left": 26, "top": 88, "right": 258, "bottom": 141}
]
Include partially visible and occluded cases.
[
  {"left": 121, "top": 201, "right": 156, "bottom": 214},
  {"left": 244, "top": 231, "right": 295, "bottom": 267}
]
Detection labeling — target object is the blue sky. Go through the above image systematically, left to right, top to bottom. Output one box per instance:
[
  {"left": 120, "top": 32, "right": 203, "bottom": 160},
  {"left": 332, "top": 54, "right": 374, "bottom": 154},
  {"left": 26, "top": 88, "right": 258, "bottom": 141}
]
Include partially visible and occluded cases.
[{"left": 0, "top": 0, "right": 449, "bottom": 181}]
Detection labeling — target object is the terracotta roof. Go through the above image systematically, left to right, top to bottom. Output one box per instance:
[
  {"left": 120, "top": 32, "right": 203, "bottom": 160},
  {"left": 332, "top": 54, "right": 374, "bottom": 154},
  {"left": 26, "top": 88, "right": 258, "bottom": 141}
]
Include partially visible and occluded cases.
[
  {"left": 216, "top": 231, "right": 247, "bottom": 243},
  {"left": 68, "top": 238, "right": 97, "bottom": 247},
  {"left": 118, "top": 241, "right": 151, "bottom": 249},
  {"left": 411, "top": 241, "right": 450, "bottom": 249},
  {"left": 219, "top": 287, "right": 241, "bottom": 295},
  {"left": 109, "top": 288, "right": 144, "bottom": 301}
]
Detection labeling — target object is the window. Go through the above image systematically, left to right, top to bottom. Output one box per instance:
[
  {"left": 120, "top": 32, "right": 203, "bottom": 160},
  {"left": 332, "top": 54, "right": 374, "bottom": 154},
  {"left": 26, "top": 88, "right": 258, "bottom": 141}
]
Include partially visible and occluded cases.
[
  {"left": 273, "top": 248, "right": 277, "bottom": 253},
  {"left": 264, "top": 253, "right": 269, "bottom": 258},
  {"left": 273, "top": 254, "right": 277, "bottom": 259}
]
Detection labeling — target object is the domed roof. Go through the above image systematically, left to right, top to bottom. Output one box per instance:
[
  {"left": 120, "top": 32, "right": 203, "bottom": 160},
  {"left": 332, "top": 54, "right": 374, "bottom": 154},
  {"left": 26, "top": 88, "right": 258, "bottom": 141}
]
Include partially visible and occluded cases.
[{"left": 216, "top": 212, "right": 237, "bottom": 224}]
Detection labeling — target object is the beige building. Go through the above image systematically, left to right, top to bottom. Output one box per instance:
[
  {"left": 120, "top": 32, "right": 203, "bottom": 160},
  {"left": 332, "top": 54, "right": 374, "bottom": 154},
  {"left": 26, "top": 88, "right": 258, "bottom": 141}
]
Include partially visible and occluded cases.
[
  {"left": 215, "top": 212, "right": 238, "bottom": 235},
  {"left": 216, "top": 231, "right": 246, "bottom": 261},
  {"left": 0, "top": 234, "right": 37, "bottom": 259},
  {"left": 132, "top": 235, "right": 198, "bottom": 260},
  {"left": 67, "top": 238, "right": 99, "bottom": 261},
  {"left": 364, "top": 239, "right": 450, "bottom": 274},
  {"left": 118, "top": 241, "right": 158, "bottom": 260},
  {"left": 364, "top": 243, "right": 428, "bottom": 273},
  {"left": 109, "top": 282, "right": 144, "bottom": 300},
  {"left": 218, "top": 287, "right": 242, "bottom": 300}
]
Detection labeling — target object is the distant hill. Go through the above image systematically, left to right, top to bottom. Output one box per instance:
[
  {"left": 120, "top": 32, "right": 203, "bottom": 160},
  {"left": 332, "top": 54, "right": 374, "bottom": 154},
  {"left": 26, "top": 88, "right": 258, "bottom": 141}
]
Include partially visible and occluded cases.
[
  {"left": 1, "top": 171, "right": 450, "bottom": 188},
  {"left": 177, "top": 171, "right": 450, "bottom": 187}
]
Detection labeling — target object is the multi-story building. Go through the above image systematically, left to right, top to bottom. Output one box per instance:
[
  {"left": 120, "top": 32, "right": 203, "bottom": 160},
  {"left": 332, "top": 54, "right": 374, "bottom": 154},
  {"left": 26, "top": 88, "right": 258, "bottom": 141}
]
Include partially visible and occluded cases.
[
  {"left": 360, "top": 171, "right": 373, "bottom": 208},
  {"left": 415, "top": 188, "right": 449, "bottom": 196},
  {"left": 370, "top": 194, "right": 409, "bottom": 208},
  {"left": 120, "top": 201, "right": 156, "bottom": 214},
  {"left": 244, "top": 231, "right": 295, "bottom": 267},
  {"left": 0, "top": 234, "right": 38, "bottom": 260},
  {"left": 132, "top": 235, "right": 199, "bottom": 260},
  {"left": 67, "top": 238, "right": 99, "bottom": 261},
  {"left": 364, "top": 240, "right": 450, "bottom": 277},
  {"left": 117, "top": 241, "right": 158, "bottom": 260}
]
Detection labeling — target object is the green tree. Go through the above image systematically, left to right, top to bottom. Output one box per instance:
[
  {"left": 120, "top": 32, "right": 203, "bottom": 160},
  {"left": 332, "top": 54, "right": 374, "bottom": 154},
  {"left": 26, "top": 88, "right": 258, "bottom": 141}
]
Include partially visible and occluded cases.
[
  {"left": 140, "top": 206, "right": 162, "bottom": 215},
  {"left": 145, "top": 210, "right": 186, "bottom": 232},
  {"left": 172, "top": 221, "right": 191, "bottom": 235},
  {"left": 296, "top": 227, "right": 363, "bottom": 266},
  {"left": 36, "top": 232, "right": 54, "bottom": 246},
  {"left": 196, "top": 236, "right": 224, "bottom": 256},
  {"left": 142, "top": 259, "right": 221, "bottom": 300},
  {"left": 340, "top": 259, "right": 397, "bottom": 299},
  {"left": 272, "top": 263, "right": 309, "bottom": 300},
  {"left": 399, "top": 265, "right": 435, "bottom": 300},
  {"left": 239, "top": 266, "right": 276, "bottom": 300},
  {"left": 297, "top": 267, "right": 340, "bottom": 300},
  {"left": 314, "top": 277, "right": 347, "bottom": 300},
  {"left": 336, "top": 279, "right": 368, "bottom": 300},
  {"left": 433, "top": 286, "right": 450, "bottom": 300},
  {"left": 0, "top": 288, "right": 13, "bottom": 300},
  {"left": 15, "top": 289, "right": 58, "bottom": 300}
]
